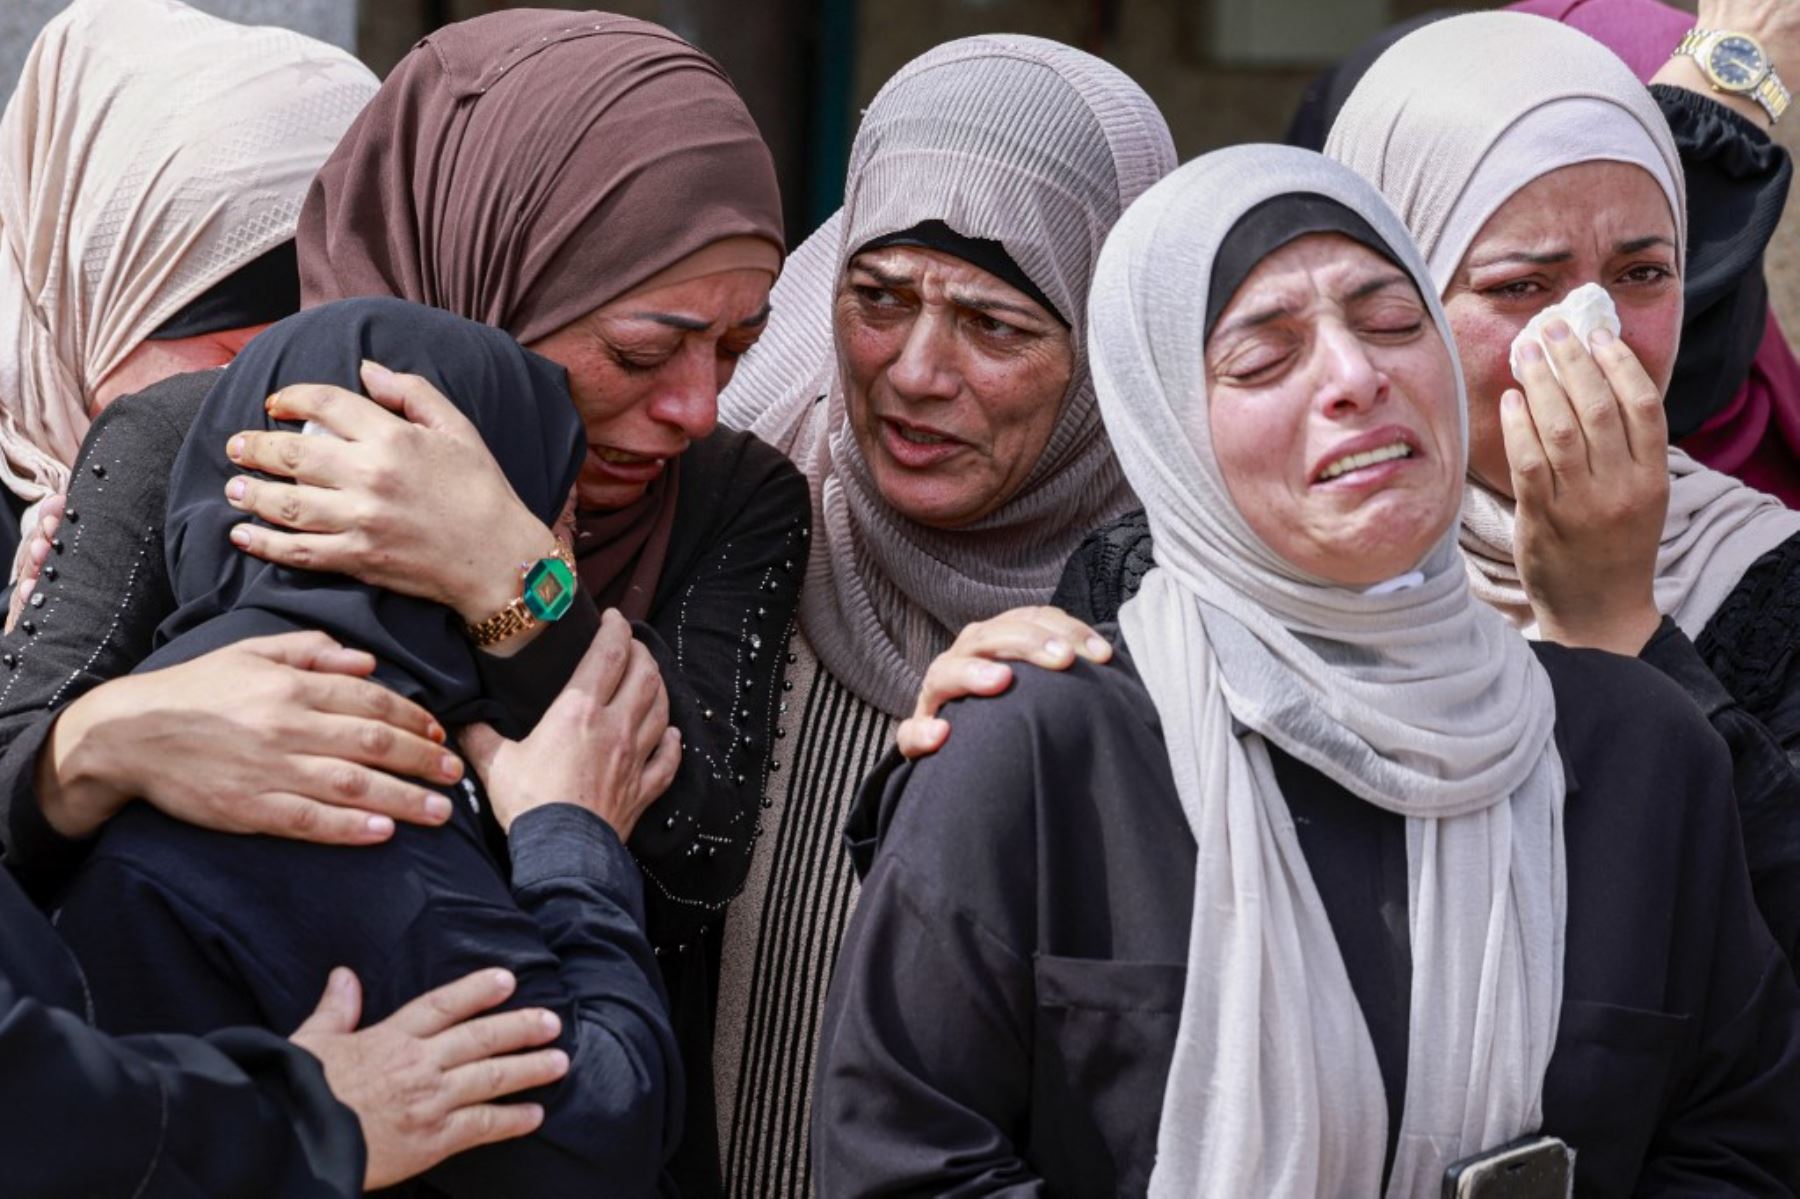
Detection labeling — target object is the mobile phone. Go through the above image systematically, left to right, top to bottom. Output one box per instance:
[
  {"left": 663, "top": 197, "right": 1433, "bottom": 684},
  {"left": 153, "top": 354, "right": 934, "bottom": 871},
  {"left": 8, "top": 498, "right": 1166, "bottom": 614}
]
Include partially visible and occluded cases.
[{"left": 1442, "top": 1135, "right": 1574, "bottom": 1199}]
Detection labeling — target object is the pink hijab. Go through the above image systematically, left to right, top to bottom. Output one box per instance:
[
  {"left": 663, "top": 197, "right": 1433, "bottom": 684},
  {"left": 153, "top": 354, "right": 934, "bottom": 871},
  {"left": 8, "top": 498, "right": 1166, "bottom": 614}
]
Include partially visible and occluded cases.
[{"left": 1509, "top": 0, "right": 1800, "bottom": 506}]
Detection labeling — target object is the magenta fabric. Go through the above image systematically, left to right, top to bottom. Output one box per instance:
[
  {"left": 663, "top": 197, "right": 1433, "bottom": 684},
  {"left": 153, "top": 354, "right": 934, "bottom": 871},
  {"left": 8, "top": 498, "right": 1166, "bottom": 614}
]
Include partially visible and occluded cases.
[{"left": 1507, "top": 0, "right": 1800, "bottom": 505}]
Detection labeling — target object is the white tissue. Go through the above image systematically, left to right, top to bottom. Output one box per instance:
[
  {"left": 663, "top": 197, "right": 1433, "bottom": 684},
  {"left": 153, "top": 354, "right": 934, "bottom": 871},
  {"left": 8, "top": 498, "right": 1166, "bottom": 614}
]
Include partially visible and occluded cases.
[
  {"left": 1508, "top": 282, "right": 1621, "bottom": 385},
  {"left": 300, "top": 420, "right": 340, "bottom": 440}
]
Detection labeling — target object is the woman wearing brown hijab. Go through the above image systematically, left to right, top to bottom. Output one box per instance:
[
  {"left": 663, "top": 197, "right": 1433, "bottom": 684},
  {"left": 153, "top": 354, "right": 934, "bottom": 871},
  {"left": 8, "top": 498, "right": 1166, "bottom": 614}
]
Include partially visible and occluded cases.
[{"left": 0, "top": 11, "right": 803, "bottom": 1191}]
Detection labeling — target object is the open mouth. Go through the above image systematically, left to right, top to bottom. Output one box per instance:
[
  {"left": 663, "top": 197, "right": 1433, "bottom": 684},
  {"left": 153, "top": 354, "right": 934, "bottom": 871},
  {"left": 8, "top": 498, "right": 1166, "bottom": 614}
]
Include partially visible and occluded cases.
[
  {"left": 893, "top": 425, "right": 953, "bottom": 446},
  {"left": 1316, "top": 441, "right": 1414, "bottom": 482},
  {"left": 593, "top": 446, "right": 657, "bottom": 466}
]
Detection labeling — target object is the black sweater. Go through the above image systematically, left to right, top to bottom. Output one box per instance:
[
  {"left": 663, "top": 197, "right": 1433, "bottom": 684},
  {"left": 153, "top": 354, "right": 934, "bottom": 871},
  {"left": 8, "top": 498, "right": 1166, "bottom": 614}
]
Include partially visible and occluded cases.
[{"left": 816, "top": 639, "right": 1800, "bottom": 1196}]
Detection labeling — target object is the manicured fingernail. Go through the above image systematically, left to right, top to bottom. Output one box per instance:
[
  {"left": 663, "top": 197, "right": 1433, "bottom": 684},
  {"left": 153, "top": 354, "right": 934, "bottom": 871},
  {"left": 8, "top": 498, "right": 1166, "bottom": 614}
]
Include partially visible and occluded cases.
[
  {"left": 1543, "top": 319, "right": 1570, "bottom": 342},
  {"left": 1590, "top": 327, "right": 1615, "bottom": 346},
  {"left": 1518, "top": 340, "right": 1544, "bottom": 363},
  {"left": 360, "top": 359, "right": 393, "bottom": 385},
  {"left": 1502, "top": 390, "right": 1524, "bottom": 413},
  {"left": 227, "top": 436, "right": 245, "bottom": 461},
  {"left": 226, "top": 478, "right": 247, "bottom": 502},
  {"left": 229, "top": 524, "right": 252, "bottom": 548},
  {"left": 1086, "top": 636, "right": 1111, "bottom": 658},
  {"left": 1044, "top": 639, "right": 1070, "bottom": 659},
  {"left": 974, "top": 661, "right": 1009, "bottom": 685},
  {"left": 438, "top": 753, "right": 462, "bottom": 781},
  {"left": 424, "top": 793, "right": 452, "bottom": 821},
  {"left": 366, "top": 814, "right": 395, "bottom": 837},
  {"left": 331, "top": 967, "right": 353, "bottom": 994},
  {"left": 492, "top": 969, "right": 516, "bottom": 992},
  {"left": 540, "top": 1011, "right": 563, "bottom": 1036},
  {"left": 547, "top": 1049, "right": 570, "bottom": 1072}
]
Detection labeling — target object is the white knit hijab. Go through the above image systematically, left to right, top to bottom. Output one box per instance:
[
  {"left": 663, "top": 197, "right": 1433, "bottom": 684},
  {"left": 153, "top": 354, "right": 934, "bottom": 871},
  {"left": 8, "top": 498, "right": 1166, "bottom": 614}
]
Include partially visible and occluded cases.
[
  {"left": 0, "top": 0, "right": 375, "bottom": 513},
  {"left": 1328, "top": 11, "right": 1800, "bottom": 638},
  {"left": 718, "top": 35, "right": 1175, "bottom": 715},
  {"left": 1094, "top": 145, "right": 1566, "bottom": 1197}
]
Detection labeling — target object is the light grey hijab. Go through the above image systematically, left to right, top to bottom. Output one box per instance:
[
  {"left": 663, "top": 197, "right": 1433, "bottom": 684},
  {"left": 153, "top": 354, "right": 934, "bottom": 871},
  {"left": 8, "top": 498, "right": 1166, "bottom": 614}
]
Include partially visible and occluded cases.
[
  {"left": 1328, "top": 10, "right": 1800, "bottom": 637},
  {"left": 719, "top": 35, "right": 1175, "bottom": 716},
  {"left": 1094, "top": 144, "right": 1566, "bottom": 1196}
]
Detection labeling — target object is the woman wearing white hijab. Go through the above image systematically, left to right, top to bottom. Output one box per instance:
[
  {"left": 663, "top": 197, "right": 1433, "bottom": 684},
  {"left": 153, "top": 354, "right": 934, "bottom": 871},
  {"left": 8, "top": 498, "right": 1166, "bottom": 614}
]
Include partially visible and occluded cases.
[
  {"left": 0, "top": 0, "right": 376, "bottom": 570},
  {"left": 707, "top": 35, "right": 1173, "bottom": 1195},
  {"left": 815, "top": 144, "right": 1800, "bottom": 1196}
]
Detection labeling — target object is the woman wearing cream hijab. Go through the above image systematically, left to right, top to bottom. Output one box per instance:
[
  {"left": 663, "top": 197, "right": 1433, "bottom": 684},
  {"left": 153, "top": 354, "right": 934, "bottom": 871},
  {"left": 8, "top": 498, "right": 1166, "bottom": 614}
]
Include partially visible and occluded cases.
[
  {"left": 0, "top": 0, "right": 376, "bottom": 569},
  {"left": 816, "top": 143, "right": 1800, "bottom": 1196}
]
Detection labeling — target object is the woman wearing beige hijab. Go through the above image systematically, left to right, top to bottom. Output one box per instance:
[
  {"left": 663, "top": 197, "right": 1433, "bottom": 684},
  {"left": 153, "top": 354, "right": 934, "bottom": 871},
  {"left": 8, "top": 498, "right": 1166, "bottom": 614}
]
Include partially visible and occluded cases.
[
  {"left": 0, "top": 0, "right": 376, "bottom": 571},
  {"left": 816, "top": 142, "right": 1800, "bottom": 1198}
]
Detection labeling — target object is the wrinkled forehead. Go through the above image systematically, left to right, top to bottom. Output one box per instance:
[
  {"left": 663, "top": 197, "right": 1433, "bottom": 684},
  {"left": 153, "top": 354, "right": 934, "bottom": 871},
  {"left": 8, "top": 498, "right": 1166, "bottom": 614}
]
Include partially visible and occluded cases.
[{"left": 841, "top": 55, "right": 1121, "bottom": 326}]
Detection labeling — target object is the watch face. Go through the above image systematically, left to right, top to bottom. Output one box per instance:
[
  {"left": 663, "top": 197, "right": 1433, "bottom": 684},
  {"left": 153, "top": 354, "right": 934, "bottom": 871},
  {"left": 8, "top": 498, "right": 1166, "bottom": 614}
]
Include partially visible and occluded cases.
[{"left": 1709, "top": 35, "right": 1767, "bottom": 90}]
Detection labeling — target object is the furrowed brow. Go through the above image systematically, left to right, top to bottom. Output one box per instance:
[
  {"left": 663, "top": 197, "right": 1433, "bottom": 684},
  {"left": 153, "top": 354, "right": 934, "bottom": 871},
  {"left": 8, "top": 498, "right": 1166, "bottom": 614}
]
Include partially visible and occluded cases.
[
  {"left": 1615, "top": 234, "right": 1675, "bottom": 256},
  {"left": 1466, "top": 247, "right": 1574, "bottom": 270},
  {"left": 1344, "top": 272, "right": 1413, "bottom": 303},
  {"left": 947, "top": 291, "right": 1044, "bottom": 320},
  {"left": 1212, "top": 303, "right": 1294, "bottom": 341}
]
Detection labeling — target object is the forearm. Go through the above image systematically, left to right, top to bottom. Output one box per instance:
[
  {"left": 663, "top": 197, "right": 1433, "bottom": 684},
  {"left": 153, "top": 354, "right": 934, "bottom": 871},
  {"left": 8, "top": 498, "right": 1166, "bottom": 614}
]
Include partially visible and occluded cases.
[{"left": 421, "top": 804, "right": 676, "bottom": 1197}]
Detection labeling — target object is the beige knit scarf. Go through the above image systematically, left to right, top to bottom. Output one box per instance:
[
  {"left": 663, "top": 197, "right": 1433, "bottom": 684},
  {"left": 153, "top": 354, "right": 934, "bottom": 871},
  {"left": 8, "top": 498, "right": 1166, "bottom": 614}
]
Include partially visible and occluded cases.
[{"left": 719, "top": 35, "right": 1175, "bottom": 716}]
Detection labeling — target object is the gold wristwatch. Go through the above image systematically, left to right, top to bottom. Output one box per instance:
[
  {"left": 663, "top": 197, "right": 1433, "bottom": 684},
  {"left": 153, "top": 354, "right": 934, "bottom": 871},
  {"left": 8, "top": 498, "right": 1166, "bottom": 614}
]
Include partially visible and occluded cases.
[
  {"left": 1675, "top": 27, "right": 1791, "bottom": 124},
  {"left": 465, "top": 543, "right": 579, "bottom": 648}
]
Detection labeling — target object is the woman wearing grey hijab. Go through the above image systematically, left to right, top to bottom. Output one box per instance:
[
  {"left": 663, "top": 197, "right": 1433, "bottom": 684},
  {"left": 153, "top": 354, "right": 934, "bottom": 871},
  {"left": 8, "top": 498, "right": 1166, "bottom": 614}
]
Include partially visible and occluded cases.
[
  {"left": 710, "top": 34, "right": 1173, "bottom": 1195},
  {"left": 816, "top": 144, "right": 1800, "bottom": 1196}
]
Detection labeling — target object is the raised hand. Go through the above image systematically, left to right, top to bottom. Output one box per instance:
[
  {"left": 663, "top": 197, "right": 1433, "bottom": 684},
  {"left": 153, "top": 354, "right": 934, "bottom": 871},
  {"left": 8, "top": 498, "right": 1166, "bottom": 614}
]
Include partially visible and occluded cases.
[
  {"left": 1500, "top": 321, "right": 1668, "bottom": 655},
  {"left": 222, "top": 361, "right": 556, "bottom": 630}
]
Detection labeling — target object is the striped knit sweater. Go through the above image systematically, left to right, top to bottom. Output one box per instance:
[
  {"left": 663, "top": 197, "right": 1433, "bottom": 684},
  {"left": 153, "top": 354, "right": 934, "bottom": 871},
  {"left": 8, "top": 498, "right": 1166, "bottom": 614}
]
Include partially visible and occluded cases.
[{"left": 714, "top": 632, "right": 892, "bottom": 1197}]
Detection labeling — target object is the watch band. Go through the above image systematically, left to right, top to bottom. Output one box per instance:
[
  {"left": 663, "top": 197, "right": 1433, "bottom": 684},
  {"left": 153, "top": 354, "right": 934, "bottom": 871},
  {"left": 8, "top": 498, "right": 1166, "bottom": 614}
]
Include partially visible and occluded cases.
[
  {"left": 1676, "top": 27, "right": 1791, "bottom": 124},
  {"left": 1757, "top": 70, "right": 1792, "bottom": 123},
  {"left": 466, "top": 542, "right": 579, "bottom": 648}
]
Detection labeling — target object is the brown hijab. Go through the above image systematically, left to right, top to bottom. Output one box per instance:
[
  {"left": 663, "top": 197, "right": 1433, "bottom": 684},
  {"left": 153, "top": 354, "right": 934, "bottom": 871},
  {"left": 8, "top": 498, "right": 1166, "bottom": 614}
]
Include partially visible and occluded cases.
[{"left": 297, "top": 10, "right": 784, "bottom": 617}]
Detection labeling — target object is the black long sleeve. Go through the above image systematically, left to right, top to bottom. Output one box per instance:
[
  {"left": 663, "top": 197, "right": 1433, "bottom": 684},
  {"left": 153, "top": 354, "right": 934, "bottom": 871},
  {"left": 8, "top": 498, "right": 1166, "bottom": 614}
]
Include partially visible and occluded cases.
[
  {"left": 1653, "top": 85, "right": 1793, "bottom": 438},
  {"left": 0, "top": 372, "right": 206, "bottom": 876},
  {"left": 0, "top": 865, "right": 364, "bottom": 1197}
]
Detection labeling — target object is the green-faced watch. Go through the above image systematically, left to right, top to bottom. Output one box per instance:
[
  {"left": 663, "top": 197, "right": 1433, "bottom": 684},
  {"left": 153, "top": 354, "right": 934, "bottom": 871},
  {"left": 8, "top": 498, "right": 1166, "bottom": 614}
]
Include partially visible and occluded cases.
[
  {"left": 1676, "top": 27, "right": 1791, "bottom": 124},
  {"left": 466, "top": 543, "right": 578, "bottom": 647}
]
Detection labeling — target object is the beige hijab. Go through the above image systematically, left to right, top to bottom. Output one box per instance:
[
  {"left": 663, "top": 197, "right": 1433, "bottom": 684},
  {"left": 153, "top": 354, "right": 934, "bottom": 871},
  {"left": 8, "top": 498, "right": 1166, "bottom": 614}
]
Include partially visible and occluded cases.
[
  {"left": 0, "top": 0, "right": 376, "bottom": 511},
  {"left": 1328, "top": 11, "right": 1800, "bottom": 637},
  {"left": 719, "top": 35, "right": 1176, "bottom": 716},
  {"left": 1097, "top": 144, "right": 1565, "bottom": 1197}
]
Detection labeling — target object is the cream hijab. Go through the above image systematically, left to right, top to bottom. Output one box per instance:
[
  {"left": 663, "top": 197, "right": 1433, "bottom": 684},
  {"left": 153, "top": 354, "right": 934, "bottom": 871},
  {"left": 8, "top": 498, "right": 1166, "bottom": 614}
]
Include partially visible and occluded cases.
[
  {"left": 0, "top": 0, "right": 375, "bottom": 512},
  {"left": 1328, "top": 11, "right": 1800, "bottom": 637},
  {"left": 719, "top": 35, "right": 1175, "bottom": 716},
  {"left": 1095, "top": 144, "right": 1566, "bottom": 1196}
]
